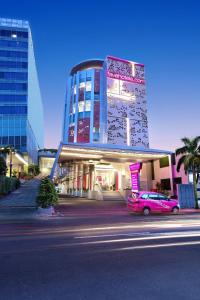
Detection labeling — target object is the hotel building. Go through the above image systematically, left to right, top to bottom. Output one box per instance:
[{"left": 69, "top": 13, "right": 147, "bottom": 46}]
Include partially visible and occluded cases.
[
  {"left": 0, "top": 18, "right": 44, "bottom": 164},
  {"left": 52, "top": 56, "right": 187, "bottom": 200}
]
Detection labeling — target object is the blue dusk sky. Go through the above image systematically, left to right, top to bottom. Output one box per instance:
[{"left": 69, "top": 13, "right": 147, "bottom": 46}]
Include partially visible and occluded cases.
[{"left": 1, "top": 0, "right": 200, "bottom": 151}]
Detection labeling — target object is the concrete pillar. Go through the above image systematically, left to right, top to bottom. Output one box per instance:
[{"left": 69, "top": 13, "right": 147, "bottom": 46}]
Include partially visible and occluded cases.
[{"left": 79, "top": 163, "right": 84, "bottom": 197}]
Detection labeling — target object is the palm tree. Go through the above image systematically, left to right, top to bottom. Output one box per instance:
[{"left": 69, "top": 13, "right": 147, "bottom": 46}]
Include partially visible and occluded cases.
[
  {"left": 176, "top": 136, "right": 200, "bottom": 209},
  {"left": 0, "top": 145, "right": 16, "bottom": 177}
]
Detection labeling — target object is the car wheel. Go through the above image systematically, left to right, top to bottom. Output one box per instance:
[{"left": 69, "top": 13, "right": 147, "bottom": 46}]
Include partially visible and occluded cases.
[
  {"left": 172, "top": 206, "right": 179, "bottom": 214},
  {"left": 143, "top": 207, "right": 150, "bottom": 216}
]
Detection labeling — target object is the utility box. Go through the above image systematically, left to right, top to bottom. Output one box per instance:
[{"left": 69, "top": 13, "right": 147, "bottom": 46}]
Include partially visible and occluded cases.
[{"left": 177, "top": 184, "right": 195, "bottom": 208}]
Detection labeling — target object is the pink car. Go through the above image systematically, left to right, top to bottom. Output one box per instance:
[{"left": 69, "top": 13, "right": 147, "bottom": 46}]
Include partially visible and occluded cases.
[{"left": 128, "top": 191, "right": 180, "bottom": 216}]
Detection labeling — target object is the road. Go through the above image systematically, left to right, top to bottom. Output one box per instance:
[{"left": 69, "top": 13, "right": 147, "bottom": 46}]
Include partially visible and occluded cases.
[{"left": 1, "top": 198, "right": 200, "bottom": 299}]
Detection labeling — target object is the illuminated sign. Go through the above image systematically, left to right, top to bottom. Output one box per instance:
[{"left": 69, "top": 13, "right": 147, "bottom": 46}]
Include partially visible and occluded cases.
[
  {"left": 106, "top": 56, "right": 145, "bottom": 85},
  {"left": 129, "top": 162, "right": 142, "bottom": 192}
]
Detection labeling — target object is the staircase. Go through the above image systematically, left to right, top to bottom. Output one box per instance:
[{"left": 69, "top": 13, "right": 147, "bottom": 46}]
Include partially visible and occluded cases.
[{"left": 102, "top": 191, "right": 124, "bottom": 201}]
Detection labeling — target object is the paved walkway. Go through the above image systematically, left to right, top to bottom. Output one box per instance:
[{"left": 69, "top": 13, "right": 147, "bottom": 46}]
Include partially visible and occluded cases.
[
  {"left": 0, "top": 179, "right": 40, "bottom": 219},
  {"left": 0, "top": 179, "right": 40, "bottom": 207}
]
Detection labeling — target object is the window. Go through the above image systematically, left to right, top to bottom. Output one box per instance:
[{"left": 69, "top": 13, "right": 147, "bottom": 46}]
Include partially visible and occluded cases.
[
  {"left": 0, "top": 30, "right": 28, "bottom": 39},
  {"left": 0, "top": 40, "right": 28, "bottom": 48},
  {"left": 0, "top": 50, "right": 28, "bottom": 58},
  {"left": 0, "top": 61, "right": 28, "bottom": 69},
  {"left": 0, "top": 72, "right": 27, "bottom": 80},
  {"left": 86, "top": 81, "right": 92, "bottom": 92},
  {"left": 0, "top": 82, "right": 27, "bottom": 91},
  {"left": 79, "top": 82, "right": 85, "bottom": 88},
  {"left": 78, "top": 87, "right": 84, "bottom": 101},
  {"left": 85, "top": 91, "right": 91, "bottom": 100},
  {"left": 94, "top": 93, "right": 99, "bottom": 100},
  {"left": 0, "top": 95, "right": 27, "bottom": 103},
  {"left": 85, "top": 100, "right": 91, "bottom": 111},
  {"left": 78, "top": 101, "right": 84, "bottom": 112},
  {"left": 72, "top": 104, "right": 76, "bottom": 114},
  {"left": 0, "top": 106, "right": 27, "bottom": 114},
  {"left": 93, "top": 132, "right": 100, "bottom": 141},
  {"left": 159, "top": 156, "right": 169, "bottom": 168},
  {"left": 160, "top": 178, "right": 171, "bottom": 190},
  {"left": 140, "top": 193, "right": 149, "bottom": 199},
  {"left": 148, "top": 194, "right": 159, "bottom": 200},
  {"left": 158, "top": 194, "right": 168, "bottom": 200}
]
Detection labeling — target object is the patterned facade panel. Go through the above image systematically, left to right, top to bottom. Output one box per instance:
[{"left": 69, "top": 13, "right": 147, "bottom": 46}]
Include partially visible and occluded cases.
[
  {"left": 106, "top": 56, "right": 149, "bottom": 148},
  {"left": 107, "top": 57, "right": 133, "bottom": 78},
  {"left": 134, "top": 64, "right": 145, "bottom": 79},
  {"left": 107, "top": 96, "right": 128, "bottom": 118},
  {"left": 107, "top": 117, "right": 127, "bottom": 145},
  {"left": 77, "top": 118, "right": 90, "bottom": 143},
  {"left": 129, "top": 119, "right": 149, "bottom": 148}
]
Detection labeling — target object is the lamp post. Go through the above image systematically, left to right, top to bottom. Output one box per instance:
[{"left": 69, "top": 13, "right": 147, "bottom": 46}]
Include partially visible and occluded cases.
[{"left": 9, "top": 149, "right": 13, "bottom": 178}]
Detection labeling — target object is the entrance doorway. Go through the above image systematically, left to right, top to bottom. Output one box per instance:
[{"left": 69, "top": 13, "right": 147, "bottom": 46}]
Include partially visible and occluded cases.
[{"left": 95, "top": 164, "right": 117, "bottom": 191}]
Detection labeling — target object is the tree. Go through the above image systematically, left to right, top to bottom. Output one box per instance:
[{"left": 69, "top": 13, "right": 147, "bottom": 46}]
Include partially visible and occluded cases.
[
  {"left": 176, "top": 136, "right": 200, "bottom": 209},
  {"left": 0, "top": 146, "right": 16, "bottom": 177},
  {"left": 0, "top": 156, "right": 7, "bottom": 176},
  {"left": 28, "top": 164, "right": 40, "bottom": 176},
  {"left": 36, "top": 178, "right": 58, "bottom": 208}
]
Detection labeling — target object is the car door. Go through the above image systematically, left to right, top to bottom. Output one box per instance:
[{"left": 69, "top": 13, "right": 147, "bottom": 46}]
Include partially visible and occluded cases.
[
  {"left": 148, "top": 194, "right": 162, "bottom": 212},
  {"left": 158, "top": 194, "right": 171, "bottom": 212}
]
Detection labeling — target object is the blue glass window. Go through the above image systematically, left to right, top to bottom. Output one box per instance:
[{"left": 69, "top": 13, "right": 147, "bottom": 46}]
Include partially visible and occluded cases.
[
  {"left": 0, "top": 30, "right": 28, "bottom": 39},
  {"left": 0, "top": 40, "right": 28, "bottom": 48},
  {"left": 0, "top": 50, "right": 27, "bottom": 58},
  {"left": 0, "top": 61, "right": 27, "bottom": 68},
  {"left": 0, "top": 72, "right": 28, "bottom": 80},
  {"left": 0, "top": 82, "right": 27, "bottom": 90},
  {"left": 85, "top": 91, "right": 91, "bottom": 100},
  {"left": 0, "top": 95, "right": 27, "bottom": 102},
  {"left": 0, "top": 106, "right": 27, "bottom": 114},
  {"left": 84, "top": 111, "right": 90, "bottom": 118},
  {"left": 93, "top": 132, "right": 100, "bottom": 141}
]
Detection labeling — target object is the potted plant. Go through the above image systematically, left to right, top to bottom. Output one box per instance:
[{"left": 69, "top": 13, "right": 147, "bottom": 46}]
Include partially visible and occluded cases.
[{"left": 37, "top": 178, "right": 58, "bottom": 216}]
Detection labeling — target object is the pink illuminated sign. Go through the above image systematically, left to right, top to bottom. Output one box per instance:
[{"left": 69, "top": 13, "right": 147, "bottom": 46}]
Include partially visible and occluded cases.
[
  {"left": 106, "top": 56, "right": 145, "bottom": 85},
  {"left": 107, "top": 71, "right": 145, "bottom": 85},
  {"left": 129, "top": 162, "right": 142, "bottom": 192}
]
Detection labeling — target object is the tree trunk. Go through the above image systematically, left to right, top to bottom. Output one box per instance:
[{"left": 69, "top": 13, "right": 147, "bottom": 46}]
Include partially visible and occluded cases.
[{"left": 193, "top": 169, "right": 198, "bottom": 209}]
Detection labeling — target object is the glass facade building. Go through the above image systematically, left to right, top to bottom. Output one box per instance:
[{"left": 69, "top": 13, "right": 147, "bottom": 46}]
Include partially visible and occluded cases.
[
  {"left": 0, "top": 18, "right": 44, "bottom": 163},
  {"left": 63, "top": 56, "right": 149, "bottom": 148}
]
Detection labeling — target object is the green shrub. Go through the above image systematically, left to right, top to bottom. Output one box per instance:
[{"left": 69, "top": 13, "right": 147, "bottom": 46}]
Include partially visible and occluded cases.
[
  {"left": 0, "top": 156, "right": 7, "bottom": 176},
  {"left": 28, "top": 164, "right": 40, "bottom": 176},
  {"left": 0, "top": 176, "right": 20, "bottom": 195},
  {"left": 36, "top": 178, "right": 58, "bottom": 208}
]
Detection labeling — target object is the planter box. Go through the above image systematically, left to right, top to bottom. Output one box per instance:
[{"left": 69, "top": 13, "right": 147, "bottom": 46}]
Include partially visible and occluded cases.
[{"left": 37, "top": 206, "right": 55, "bottom": 216}]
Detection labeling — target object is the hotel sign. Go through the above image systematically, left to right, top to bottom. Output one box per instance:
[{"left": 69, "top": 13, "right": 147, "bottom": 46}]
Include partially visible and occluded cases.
[
  {"left": 106, "top": 56, "right": 145, "bottom": 85},
  {"left": 129, "top": 162, "right": 142, "bottom": 192}
]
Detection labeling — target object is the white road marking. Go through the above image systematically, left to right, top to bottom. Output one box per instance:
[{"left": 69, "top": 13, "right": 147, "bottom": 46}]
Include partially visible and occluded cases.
[{"left": 74, "top": 232, "right": 150, "bottom": 239}]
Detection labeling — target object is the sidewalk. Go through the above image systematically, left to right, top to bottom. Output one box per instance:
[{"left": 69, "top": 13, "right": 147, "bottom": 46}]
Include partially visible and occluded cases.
[
  {"left": 0, "top": 179, "right": 40, "bottom": 219},
  {"left": 180, "top": 208, "right": 200, "bottom": 214}
]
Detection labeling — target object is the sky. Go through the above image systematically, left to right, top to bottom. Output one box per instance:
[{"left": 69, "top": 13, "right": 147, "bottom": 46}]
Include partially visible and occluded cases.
[{"left": 1, "top": 0, "right": 200, "bottom": 151}]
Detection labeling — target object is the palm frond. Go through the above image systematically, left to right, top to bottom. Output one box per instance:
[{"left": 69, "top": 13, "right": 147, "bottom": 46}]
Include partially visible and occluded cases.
[
  {"left": 192, "top": 136, "right": 200, "bottom": 146},
  {"left": 181, "top": 137, "right": 191, "bottom": 146},
  {"left": 175, "top": 146, "right": 188, "bottom": 156},
  {"left": 176, "top": 155, "right": 186, "bottom": 172}
]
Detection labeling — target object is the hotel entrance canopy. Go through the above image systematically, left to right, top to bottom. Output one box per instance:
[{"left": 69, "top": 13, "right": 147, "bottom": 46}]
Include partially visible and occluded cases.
[{"left": 54, "top": 143, "right": 172, "bottom": 166}]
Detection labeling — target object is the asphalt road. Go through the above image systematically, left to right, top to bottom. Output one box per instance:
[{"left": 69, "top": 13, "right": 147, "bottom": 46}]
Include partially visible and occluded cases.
[{"left": 1, "top": 198, "right": 200, "bottom": 300}]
